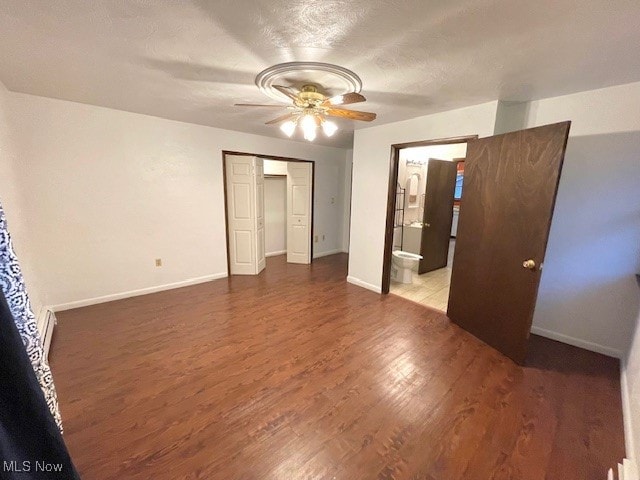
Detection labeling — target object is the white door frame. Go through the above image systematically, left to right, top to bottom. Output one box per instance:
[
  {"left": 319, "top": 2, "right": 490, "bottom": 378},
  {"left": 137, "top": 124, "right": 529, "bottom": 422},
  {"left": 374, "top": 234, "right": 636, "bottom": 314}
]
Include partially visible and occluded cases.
[{"left": 222, "top": 151, "right": 315, "bottom": 276}]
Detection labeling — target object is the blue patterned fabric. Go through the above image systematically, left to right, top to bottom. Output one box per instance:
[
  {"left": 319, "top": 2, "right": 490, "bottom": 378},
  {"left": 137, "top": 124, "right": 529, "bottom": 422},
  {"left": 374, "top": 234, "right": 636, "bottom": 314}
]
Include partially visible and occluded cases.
[{"left": 0, "top": 201, "right": 62, "bottom": 431}]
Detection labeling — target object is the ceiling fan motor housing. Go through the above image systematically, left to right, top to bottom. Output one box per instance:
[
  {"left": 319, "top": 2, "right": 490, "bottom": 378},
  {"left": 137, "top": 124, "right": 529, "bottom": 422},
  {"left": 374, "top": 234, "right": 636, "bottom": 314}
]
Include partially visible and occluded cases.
[{"left": 297, "top": 84, "right": 325, "bottom": 107}]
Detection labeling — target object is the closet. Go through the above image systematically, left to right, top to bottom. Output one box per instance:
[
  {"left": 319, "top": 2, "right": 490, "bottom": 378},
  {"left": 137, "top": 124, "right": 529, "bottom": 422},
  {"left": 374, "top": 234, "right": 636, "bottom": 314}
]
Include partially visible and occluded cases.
[{"left": 224, "top": 154, "right": 313, "bottom": 275}]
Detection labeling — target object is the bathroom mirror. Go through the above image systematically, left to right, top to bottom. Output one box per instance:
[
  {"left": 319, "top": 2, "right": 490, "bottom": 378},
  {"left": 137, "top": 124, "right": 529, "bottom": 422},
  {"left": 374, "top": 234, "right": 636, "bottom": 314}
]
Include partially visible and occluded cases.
[{"left": 406, "top": 173, "right": 420, "bottom": 208}]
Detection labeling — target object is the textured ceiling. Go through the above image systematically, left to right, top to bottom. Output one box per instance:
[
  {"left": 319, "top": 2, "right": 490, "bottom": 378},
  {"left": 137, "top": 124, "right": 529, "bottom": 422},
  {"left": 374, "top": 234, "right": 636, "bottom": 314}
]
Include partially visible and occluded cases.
[{"left": 1, "top": 1, "right": 639, "bottom": 148}]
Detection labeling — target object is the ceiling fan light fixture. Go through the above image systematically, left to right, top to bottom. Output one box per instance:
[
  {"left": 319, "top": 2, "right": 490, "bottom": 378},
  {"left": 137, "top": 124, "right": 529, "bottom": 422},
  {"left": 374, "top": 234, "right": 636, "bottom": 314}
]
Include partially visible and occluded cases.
[
  {"left": 240, "top": 62, "right": 375, "bottom": 142},
  {"left": 300, "top": 113, "right": 316, "bottom": 129},
  {"left": 300, "top": 114, "right": 318, "bottom": 141},
  {"left": 280, "top": 120, "right": 296, "bottom": 137},
  {"left": 321, "top": 120, "right": 338, "bottom": 137},
  {"left": 303, "top": 129, "right": 317, "bottom": 142}
]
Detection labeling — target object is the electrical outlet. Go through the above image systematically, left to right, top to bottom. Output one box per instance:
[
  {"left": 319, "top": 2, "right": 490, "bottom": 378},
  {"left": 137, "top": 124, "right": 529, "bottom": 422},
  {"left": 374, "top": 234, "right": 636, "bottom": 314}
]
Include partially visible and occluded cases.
[
  {"left": 331, "top": 197, "right": 335, "bottom": 204},
  {"left": 322, "top": 234, "right": 325, "bottom": 241},
  {"left": 314, "top": 235, "right": 318, "bottom": 243},
  {"left": 155, "top": 258, "right": 162, "bottom": 267}
]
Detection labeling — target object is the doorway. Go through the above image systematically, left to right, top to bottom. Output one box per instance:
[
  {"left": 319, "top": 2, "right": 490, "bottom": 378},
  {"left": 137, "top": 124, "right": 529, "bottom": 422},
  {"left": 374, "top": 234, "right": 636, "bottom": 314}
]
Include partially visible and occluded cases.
[
  {"left": 381, "top": 124, "right": 571, "bottom": 364},
  {"left": 382, "top": 136, "right": 476, "bottom": 311},
  {"left": 222, "top": 151, "right": 314, "bottom": 276},
  {"left": 264, "top": 172, "right": 287, "bottom": 258}
]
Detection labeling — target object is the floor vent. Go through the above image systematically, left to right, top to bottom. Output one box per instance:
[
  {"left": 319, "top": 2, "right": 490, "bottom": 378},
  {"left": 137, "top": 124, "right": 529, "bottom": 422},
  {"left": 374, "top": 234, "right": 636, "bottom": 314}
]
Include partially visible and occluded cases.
[{"left": 609, "top": 459, "right": 639, "bottom": 480}]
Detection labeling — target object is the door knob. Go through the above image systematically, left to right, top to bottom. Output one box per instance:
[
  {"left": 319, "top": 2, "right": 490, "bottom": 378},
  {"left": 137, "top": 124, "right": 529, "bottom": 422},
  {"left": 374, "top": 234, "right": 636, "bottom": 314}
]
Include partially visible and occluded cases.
[{"left": 522, "top": 259, "right": 536, "bottom": 270}]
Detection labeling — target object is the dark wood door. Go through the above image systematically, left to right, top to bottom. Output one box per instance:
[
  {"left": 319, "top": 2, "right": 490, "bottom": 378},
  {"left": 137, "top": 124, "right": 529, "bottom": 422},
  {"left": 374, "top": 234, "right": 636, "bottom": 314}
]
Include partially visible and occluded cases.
[
  {"left": 447, "top": 122, "right": 571, "bottom": 364},
  {"left": 418, "top": 159, "right": 457, "bottom": 274}
]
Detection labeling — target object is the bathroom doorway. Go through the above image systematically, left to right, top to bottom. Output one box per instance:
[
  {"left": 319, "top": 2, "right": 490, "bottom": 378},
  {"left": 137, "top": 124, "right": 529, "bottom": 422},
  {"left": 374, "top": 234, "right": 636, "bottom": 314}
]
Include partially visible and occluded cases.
[
  {"left": 382, "top": 124, "right": 570, "bottom": 363},
  {"left": 381, "top": 136, "right": 476, "bottom": 311}
]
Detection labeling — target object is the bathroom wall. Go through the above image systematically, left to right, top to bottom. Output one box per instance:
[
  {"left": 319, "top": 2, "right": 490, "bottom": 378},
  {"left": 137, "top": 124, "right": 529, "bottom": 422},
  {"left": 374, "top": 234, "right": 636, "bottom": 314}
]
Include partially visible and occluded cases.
[
  {"left": 396, "top": 143, "right": 468, "bottom": 252},
  {"left": 397, "top": 158, "right": 426, "bottom": 225}
]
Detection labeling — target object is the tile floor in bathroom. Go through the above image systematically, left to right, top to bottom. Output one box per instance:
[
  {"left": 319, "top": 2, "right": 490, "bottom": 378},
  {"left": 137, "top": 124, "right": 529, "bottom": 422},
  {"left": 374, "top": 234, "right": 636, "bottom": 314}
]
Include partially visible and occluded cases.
[{"left": 390, "top": 239, "right": 455, "bottom": 312}]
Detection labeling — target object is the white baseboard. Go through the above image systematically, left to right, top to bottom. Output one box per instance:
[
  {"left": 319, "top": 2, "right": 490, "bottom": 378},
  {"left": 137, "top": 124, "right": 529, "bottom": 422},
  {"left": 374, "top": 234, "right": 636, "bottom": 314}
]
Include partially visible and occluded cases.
[
  {"left": 313, "top": 249, "right": 343, "bottom": 259},
  {"left": 268, "top": 250, "right": 346, "bottom": 259},
  {"left": 51, "top": 272, "right": 228, "bottom": 312},
  {"left": 347, "top": 275, "right": 382, "bottom": 294},
  {"left": 530, "top": 326, "right": 623, "bottom": 359},
  {"left": 621, "top": 361, "right": 636, "bottom": 461},
  {"left": 613, "top": 458, "right": 639, "bottom": 480}
]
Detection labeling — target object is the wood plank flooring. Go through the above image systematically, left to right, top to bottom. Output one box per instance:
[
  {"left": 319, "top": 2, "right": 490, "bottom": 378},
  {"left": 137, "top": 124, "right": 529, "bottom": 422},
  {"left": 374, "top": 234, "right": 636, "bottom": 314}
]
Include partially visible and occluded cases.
[{"left": 50, "top": 254, "right": 625, "bottom": 480}]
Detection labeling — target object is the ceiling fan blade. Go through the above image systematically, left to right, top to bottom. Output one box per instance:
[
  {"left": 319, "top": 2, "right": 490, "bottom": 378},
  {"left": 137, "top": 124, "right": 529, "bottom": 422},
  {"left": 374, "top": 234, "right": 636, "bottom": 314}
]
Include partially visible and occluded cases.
[
  {"left": 273, "top": 85, "right": 299, "bottom": 101},
  {"left": 323, "top": 92, "right": 367, "bottom": 106},
  {"left": 234, "top": 103, "right": 288, "bottom": 107},
  {"left": 326, "top": 108, "right": 377, "bottom": 122},
  {"left": 265, "top": 112, "right": 297, "bottom": 125}
]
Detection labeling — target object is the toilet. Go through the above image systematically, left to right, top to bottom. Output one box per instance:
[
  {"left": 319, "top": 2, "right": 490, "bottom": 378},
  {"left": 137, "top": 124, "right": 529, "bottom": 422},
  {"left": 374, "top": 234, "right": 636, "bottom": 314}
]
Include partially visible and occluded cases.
[{"left": 391, "top": 250, "right": 423, "bottom": 284}]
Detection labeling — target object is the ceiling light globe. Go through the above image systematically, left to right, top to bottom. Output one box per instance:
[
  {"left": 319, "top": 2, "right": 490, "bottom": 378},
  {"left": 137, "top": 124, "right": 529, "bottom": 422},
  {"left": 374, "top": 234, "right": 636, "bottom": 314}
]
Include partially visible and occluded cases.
[
  {"left": 300, "top": 114, "right": 317, "bottom": 130},
  {"left": 301, "top": 114, "right": 318, "bottom": 141},
  {"left": 280, "top": 120, "right": 296, "bottom": 137},
  {"left": 322, "top": 120, "right": 338, "bottom": 137},
  {"left": 303, "top": 128, "right": 317, "bottom": 141}
]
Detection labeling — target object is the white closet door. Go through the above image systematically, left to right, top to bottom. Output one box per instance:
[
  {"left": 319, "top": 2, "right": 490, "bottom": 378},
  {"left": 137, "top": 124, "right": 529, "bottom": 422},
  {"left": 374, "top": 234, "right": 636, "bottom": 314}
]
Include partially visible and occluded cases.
[
  {"left": 226, "top": 155, "right": 261, "bottom": 275},
  {"left": 255, "top": 158, "right": 266, "bottom": 273},
  {"left": 286, "top": 162, "right": 312, "bottom": 264}
]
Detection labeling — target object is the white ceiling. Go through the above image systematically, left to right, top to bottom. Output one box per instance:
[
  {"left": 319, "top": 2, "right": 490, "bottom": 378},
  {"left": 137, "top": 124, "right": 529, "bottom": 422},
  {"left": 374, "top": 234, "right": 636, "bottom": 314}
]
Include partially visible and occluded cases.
[{"left": 1, "top": 1, "right": 639, "bottom": 148}]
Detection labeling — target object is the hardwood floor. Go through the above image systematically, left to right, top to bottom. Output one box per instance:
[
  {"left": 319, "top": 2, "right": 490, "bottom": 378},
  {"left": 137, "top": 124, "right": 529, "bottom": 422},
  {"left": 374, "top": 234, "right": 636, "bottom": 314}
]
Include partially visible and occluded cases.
[{"left": 50, "top": 254, "right": 625, "bottom": 480}]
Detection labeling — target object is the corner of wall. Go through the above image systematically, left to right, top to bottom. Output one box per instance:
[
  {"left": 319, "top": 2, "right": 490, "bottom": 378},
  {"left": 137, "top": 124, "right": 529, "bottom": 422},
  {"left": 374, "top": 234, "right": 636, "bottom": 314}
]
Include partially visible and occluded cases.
[
  {"left": 0, "top": 81, "right": 46, "bottom": 313},
  {"left": 493, "top": 101, "right": 532, "bottom": 135},
  {"left": 341, "top": 148, "right": 353, "bottom": 253},
  {"left": 621, "top": 302, "right": 640, "bottom": 462},
  {"left": 621, "top": 357, "right": 636, "bottom": 461}
]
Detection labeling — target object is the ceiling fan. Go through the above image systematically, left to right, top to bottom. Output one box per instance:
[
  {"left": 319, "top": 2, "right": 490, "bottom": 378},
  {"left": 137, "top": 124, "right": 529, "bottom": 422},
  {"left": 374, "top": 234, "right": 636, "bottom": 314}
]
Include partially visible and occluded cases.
[{"left": 235, "top": 84, "right": 377, "bottom": 141}]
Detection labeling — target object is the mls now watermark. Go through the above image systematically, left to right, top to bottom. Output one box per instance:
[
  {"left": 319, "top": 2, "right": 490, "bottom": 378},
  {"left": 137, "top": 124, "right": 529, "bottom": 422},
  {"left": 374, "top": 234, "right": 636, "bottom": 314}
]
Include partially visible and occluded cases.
[{"left": 4, "top": 460, "right": 64, "bottom": 473}]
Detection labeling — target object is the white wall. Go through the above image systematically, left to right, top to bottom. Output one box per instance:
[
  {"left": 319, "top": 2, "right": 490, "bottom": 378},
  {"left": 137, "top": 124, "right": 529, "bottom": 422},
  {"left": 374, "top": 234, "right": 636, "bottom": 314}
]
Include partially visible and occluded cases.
[
  {"left": 0, "top": 81, "right": 44, "bottom": 314},
  {"left": 522, "top": 82, "right": 640, "bottom": 357},
  {"left": 5, "top": 92, "right": 349, "bottom": 309},
  {"left": 347, "top": 101, "right": 498, "bottom": 292},
  {"left": 400, "top": 143, "right": 468, "bottom": 163},
  {"left": 339, "top": 149, "right": 353, "bottom": 253},
  {"left": 263, "top": 159, "right": 288, "bottom": 176},
  {"left": 264, "top": 176, "right": 286, "bottom": 256}
]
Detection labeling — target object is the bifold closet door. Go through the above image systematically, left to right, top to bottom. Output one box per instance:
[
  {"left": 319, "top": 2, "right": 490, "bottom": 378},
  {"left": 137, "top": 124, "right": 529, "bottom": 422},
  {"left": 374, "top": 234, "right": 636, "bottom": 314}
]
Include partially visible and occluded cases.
[
  {"left": 225, "top": 155, "right": 265, "bottom": 275},
  {"left": 255, "top": 158, "right": 266, "bottom": 272},
  {"left": 286, "top": 162, "right": 312, "bottom": 264}
]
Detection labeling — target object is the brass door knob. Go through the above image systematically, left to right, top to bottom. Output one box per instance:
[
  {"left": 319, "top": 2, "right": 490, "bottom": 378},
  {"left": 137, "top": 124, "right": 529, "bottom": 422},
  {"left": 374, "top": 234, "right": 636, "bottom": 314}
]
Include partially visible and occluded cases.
[{"left": 522, "top": 259, "right": 536, "bottom": 270}]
